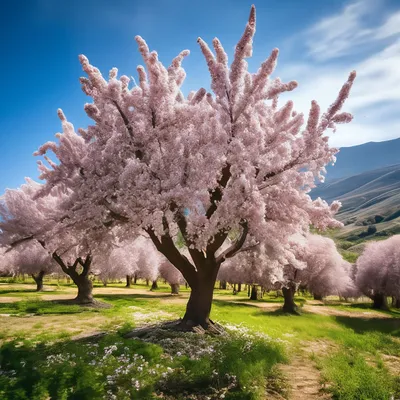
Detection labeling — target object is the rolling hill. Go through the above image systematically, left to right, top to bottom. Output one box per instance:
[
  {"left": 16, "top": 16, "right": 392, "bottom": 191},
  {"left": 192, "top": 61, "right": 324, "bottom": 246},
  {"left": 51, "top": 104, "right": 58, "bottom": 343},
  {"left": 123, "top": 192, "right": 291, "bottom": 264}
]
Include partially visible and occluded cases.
[
  {"left": 325, "top": 137, "right": 400, "bottom": 181},
  {"left": 311, "top": 164, "right": 400, "bottom": 241}
]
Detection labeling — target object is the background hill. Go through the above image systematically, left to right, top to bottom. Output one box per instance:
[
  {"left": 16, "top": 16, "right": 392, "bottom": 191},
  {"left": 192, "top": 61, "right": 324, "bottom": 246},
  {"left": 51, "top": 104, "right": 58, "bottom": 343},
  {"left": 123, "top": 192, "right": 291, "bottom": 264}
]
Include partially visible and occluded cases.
[
  {"left": 311, "top": 138, "right": 400, "bottom": 246},
  {"left": 325, "top": 138, "right": 400, "bottom": 181}
]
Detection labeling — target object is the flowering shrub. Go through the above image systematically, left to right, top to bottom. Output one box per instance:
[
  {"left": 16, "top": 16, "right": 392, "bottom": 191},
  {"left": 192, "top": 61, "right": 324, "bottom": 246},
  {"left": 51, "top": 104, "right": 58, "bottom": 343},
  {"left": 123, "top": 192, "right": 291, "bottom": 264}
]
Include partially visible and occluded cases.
[{"left": 0, "top": 325, "right": 286, "bottom": 399}]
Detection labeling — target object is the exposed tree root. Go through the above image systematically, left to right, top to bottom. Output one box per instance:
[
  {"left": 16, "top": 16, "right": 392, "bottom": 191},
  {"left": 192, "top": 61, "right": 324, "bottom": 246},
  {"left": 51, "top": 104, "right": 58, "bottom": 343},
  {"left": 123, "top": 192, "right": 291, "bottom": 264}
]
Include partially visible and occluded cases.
[{"left": 124, "top": 319, "right": 226, "bottom": 338}]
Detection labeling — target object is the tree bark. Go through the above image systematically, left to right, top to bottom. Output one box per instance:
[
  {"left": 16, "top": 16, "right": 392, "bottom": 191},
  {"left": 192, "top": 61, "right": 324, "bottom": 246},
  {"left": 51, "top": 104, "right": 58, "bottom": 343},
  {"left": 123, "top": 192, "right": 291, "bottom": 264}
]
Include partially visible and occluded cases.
[
  {"left": 52, "top": 252, "right": 94, "bottom": 305},
  {"left": 182, "top": 269, "right": 217, "bottom": 329},
  {"left": 31, "top": 270, "right": 45, "bottom": 292},
  {"left": 133, "top": 273, "right": 138, "bottom": 284},
  {"left": 75, "top": 275, "right": 94, "bottom": 304},
  {"left": 126, "top": 275, "right": 132, "bottom": 288},
  {"left": 145, "top": 279, "right": 149, "bottom": 286},
  {"left": 150, "top": 280, "right": 158, "bottom": 291},
  {"left": 219, "top": 280, "right": 227, "bottom": 290},
  {"left": 170, "top": 283, "right": 180, "bottom": 295},
  {"left": 233, "top": 283, "right": 237, "bottom": 295},
  {"left": 237, "top": 283, "right": 242, "bottom": 292},
  {"left": 248, "top": 284, "right": 251, "bottom": 297},
  {"left": 250, "top": 285, "right": 260, "bottom": 300},
  {"left": 282, "top": 285, "right": 298, "bottom": 314},
  {"left": 313, "top": 293, "right": 323, "bottom": 301},
  {"left": 372, "top": 293, "right": 389, "bottom": 310},
  {"left": 395, "top": 298, "right": 400, "bottom": 309}
]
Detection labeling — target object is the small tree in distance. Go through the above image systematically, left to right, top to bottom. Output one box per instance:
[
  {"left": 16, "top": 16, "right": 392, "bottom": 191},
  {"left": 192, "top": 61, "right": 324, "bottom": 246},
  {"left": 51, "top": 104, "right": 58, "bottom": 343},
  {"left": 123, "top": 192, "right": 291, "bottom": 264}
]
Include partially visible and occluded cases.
[{"left": 356, "top": 235, "right": 400, "bottom": 310}]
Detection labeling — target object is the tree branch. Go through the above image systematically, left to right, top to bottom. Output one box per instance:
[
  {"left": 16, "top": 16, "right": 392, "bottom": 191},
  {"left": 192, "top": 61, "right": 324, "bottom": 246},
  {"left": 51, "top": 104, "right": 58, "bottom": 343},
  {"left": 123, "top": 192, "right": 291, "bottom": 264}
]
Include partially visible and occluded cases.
[{"left": 216, "top": 220, "right": 249, "bottom": 264}]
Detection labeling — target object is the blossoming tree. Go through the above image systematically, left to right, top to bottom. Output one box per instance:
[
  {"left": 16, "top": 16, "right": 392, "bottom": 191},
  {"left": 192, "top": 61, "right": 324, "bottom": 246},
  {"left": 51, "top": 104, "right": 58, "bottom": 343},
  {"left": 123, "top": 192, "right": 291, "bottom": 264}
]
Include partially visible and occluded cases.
[
  {"left": 31, "top": 6, "right": 355, "bottom": 329},
  {"left": 0, "top": 180, "right": 109, "bottom": 304},
  {"left": 356, "top": 235, "right": 400, "bottom": 310},
  {"left": 7, "top": 241, "right": 57, "bottom": 291}
]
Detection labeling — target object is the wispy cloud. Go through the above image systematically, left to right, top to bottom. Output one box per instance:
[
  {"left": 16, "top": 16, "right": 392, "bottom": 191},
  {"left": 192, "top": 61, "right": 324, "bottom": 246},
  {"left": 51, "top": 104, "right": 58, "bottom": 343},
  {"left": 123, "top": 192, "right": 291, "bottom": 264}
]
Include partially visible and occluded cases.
[
  {"left": 279, "top": 0, "right": 400, "bottom": 147},
  {"left": 305, "top": 0, "right": 400, "bottom": 61}
]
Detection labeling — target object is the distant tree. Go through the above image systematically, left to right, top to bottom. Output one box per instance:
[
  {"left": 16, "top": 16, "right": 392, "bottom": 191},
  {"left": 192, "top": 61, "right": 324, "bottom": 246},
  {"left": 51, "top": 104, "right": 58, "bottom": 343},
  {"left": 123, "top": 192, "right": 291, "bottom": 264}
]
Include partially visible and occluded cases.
[
  {"left": 0, "top": 180, "right": 111, "bottom": 304},
  {"left": 356, "top": 235, "right": 400, "bottom": 310},
  {"left": 8, "top": 241, "right": 57, "bottom": 291},
  {"left": 159, "top": 261, "right": 185, "bottom": 294}
]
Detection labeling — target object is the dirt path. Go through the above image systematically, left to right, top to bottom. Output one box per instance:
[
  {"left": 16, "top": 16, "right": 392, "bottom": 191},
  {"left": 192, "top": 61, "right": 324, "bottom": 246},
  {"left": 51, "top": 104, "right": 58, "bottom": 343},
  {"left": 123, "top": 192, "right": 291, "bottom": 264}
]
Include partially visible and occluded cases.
[
  {"left": 279, "top": 340, "right": 336, "bottom": 400},
  {"left": 280, "top": 355, "right": 327, "bottom": 399}
]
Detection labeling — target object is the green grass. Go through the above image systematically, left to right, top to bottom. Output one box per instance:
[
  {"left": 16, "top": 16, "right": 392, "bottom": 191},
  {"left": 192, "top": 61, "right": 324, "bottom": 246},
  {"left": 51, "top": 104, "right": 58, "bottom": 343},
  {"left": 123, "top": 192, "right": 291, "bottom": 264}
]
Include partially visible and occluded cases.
[
  {"left": 0, "top": 281, "right": 399, "bottom": 399},
  {"left": 0, "top": 327, "right": 286, "bottom": 400},
  {"left": 319, "top": 350, "right": 400, "bottom": 399}
]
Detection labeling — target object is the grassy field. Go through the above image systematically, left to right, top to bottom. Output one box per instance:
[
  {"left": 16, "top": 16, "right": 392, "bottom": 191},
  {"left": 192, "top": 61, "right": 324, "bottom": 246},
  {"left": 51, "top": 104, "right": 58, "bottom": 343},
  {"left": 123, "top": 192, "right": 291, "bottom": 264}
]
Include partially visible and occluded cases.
[{"left": 0, "top": 278, "right": 399, "bottom": 399}]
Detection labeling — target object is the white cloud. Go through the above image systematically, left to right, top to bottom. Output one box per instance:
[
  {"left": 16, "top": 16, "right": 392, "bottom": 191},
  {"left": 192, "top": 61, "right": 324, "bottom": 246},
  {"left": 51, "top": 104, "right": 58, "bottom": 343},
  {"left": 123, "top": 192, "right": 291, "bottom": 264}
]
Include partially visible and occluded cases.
[
  {"left": 305, "top": 0, "right": 400, "bottom": 61},
  {"left": 277, "top": 1, "right": 400, "bottom": 147}
]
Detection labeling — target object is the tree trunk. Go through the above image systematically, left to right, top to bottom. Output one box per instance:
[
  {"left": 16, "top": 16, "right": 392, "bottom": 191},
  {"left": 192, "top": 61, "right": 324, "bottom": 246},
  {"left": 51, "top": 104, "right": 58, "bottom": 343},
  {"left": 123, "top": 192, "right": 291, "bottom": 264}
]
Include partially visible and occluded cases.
[
  {"left": 52, "top": 252, "right": 94, "bottom": 305},
  {"left": 31, "top": 271, "right": 45, "bottom": 292},
  {"left": 182, "top": 272, "right": 217, "bottom": 329},
  {"left": 133, "top": 273, "right": 138, "bottom": 284},
  {"left": 74, "top": 275, "right": 94, "bottom": 304},
  {"left": 126, "top": 275, "right": 132, "bottom": 288},
  {"left": 145, "top": 279, "right": 149, "bottom": 286},
  {"left": 151, "top": 280, "right": 158, "bottom": 291},
  {"left": 219, "top": 280, "right": 227, "bottom": 290},
  {"left": 185, "top": 282, "right": 188, "bottom": 289},
  {"left": 170, "top": 283, "right": 180, "bottom": 295},
  {"left": 233, "top": 283, "right": 237, "bottom": 295},
  {"left": 237, "top": 283, "right": 242, "bottom": 292},
  {"left": 248, "top": 284, "right": 251, "bottom": 297},
  {"left": 250, "top": 285, "right": 260, "bottom": 300},
  {"left": 282, "top": 285, "right": 298, "bottom": 314},
  {"left": 313, "top": 293, "right": 323, "bottom": 301},
  {"left": 372, "top": 293, "right": 389, "bottom": 310},
  {"left": 395, "top": 297, "right": 400, "bottom": 309}
]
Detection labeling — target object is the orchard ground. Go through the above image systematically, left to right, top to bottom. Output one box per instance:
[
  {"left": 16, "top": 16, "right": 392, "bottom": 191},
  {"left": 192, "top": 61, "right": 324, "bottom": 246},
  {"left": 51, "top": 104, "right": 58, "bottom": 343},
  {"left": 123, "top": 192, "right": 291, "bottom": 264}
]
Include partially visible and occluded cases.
[{"left": 0, "top": 278, "right": 399, "bottom": 400}]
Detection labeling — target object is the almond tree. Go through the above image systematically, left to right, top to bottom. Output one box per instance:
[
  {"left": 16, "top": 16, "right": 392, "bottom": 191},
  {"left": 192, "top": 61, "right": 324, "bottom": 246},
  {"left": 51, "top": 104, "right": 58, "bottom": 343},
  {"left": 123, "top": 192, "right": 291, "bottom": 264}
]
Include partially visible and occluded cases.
[
  {"left": 32, "top": 6, "right": 355, "bottom": 329},
  {"left": 0, "top": 180, "right": 106, "bottom": 304},
  {"left": 356, "top": 235, "right": 400, "bottom": 310},
  {"left": 8, "top": 241, "right": 57, "bottom": 291},
  {"left": 159, "top": 261, "right": 185, "bottom": 294}
]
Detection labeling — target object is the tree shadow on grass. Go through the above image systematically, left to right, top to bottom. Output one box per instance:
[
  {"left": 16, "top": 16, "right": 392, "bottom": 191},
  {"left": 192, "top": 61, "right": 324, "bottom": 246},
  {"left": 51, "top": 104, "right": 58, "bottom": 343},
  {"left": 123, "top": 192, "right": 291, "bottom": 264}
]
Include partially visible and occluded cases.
[
  {"left": 0, "top": 288, "right": 43, "bottom": 295},
  {"left": 334, "top": 315, "right": 400, "bottom": 337}
]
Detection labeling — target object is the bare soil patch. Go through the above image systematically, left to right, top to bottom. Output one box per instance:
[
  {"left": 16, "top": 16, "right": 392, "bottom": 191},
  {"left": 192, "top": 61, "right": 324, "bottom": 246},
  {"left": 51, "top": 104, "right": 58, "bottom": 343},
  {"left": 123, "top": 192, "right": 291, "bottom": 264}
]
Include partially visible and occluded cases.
[{"left": 280, "top": 341, "right": 334, "bottom": 400}]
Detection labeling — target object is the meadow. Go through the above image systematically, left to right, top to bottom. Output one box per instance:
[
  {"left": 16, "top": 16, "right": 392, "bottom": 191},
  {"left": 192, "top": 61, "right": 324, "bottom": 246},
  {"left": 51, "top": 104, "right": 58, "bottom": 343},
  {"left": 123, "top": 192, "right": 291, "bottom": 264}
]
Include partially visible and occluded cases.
[{"left": 0, "top": 278, "right": 399, "bottom": 400}]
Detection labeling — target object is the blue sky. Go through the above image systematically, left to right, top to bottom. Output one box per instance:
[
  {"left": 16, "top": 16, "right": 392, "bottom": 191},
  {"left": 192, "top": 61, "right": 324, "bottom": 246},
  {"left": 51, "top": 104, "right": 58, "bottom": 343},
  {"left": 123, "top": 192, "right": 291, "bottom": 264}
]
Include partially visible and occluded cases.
[{"left": 1, "top": 0, "right": 400, "bottom": 194}]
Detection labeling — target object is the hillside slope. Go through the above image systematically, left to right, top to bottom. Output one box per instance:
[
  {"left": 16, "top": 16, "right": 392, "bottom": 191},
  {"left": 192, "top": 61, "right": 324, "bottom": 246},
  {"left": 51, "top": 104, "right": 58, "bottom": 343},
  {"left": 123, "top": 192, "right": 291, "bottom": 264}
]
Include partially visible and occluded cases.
[
  {"left": 325, "top": 138, "right": 400, "bottom": 181},
  {"left": 311, "top": 164, "right": 400, "bottom": 240}
]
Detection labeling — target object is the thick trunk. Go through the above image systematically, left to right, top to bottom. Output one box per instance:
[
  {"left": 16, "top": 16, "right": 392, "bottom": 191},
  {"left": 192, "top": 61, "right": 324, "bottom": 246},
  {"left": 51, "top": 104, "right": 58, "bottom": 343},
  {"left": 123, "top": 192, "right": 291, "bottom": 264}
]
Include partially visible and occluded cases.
[
  {"left": 32, "top": 271, "right": 45, "bottom": 292},
  {"left": 182, "top": 273, "right": 216, "bottom": 328},
  {"left": 133, "top": 274, "right": 138, "bottom": 284},
  {"left": 126, "top": 275, "right": 132, "bottom": 288},
  {"left": 74, "top": 276, "right": 94, "bottom": 304},
  {"left": 145, "top": 279, "right": 149, "bottom": 286},
  {"left": 150, "top": 280, "right": 158, "bottom": 291},
  {"left": 219, "top": 280, "right": 227, "bottom": 290},
  {"left": 170, "top": 283, "right": 180, "bottom": 295},
  {"left": 233, "top": 283, "right": 237, "bottom": 295},
  {"left": 237, "top": 283, "right": 242, "bottom": 292},
  {"left": 250, "top": 285, "right": 260, "bottom": 300},
  {"left": 282, "top": 285, "right": 298, "bottom": 314},
  {"left": 313, "top": 293, "right": 323, "bottom": 301},
  {"left": 372, "top": 293, "right": 389, "bottom": 310}
]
